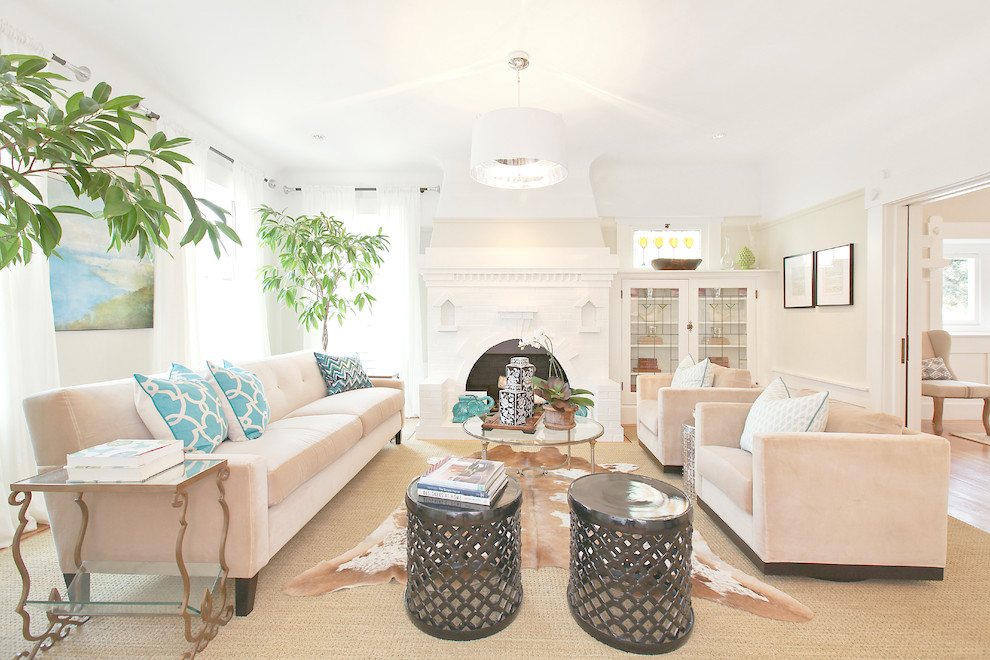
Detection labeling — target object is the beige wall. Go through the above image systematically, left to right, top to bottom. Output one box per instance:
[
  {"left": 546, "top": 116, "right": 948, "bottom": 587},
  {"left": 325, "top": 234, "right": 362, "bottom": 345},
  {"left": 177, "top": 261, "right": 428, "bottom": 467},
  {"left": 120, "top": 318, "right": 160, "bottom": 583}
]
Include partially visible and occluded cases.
[{"left": 758, "top": 192, "right": 869, "bottom": 394}]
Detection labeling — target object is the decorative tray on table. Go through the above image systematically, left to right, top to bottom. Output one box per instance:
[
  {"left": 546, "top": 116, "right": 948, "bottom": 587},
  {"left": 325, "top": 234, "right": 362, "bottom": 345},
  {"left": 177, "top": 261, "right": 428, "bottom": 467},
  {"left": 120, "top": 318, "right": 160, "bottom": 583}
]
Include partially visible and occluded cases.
[{"left": 480, "top": 410, "right": 543, "bottom": 434}]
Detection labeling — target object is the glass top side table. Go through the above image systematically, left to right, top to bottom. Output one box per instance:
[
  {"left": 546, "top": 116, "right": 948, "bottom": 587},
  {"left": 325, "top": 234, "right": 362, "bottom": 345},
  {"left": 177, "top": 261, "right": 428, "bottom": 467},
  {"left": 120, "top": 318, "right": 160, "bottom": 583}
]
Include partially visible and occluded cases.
[
  {"left": 462, "top": 415, "right": 605, "bottom": 476},
  {"left": 9, "top": 458, "right": 232, "bottom": 659}
]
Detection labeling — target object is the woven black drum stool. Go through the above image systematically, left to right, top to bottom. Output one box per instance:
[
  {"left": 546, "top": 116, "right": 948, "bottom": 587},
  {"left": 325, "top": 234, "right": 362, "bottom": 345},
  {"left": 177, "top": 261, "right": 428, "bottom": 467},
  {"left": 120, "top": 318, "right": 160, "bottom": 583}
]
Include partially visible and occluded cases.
[
  {"left": 567, "top": 473, "right": 693, "bottom": 654},
  {"left": 405, "top": 476, "right": 523, "bottom": 640}
]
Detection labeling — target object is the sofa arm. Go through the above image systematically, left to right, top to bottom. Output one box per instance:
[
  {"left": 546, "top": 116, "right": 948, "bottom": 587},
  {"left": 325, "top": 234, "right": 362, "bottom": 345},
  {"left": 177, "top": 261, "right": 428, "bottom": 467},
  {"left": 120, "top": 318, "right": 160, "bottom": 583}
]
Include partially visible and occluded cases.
[
  {"left": 636, "top": 374, "right": 673, "bottom": 404},
  {"left": 371, "top": 378, "right": 405, "bottom": 420},
  {"left": 695, "top": 402, "right": 752, "bottom": 449},
  {"left": 752, "top": 432, "right": 950, "bottom": 566},
  {"left": 46, "top": 453, "right": 271, "bottom": 580}
]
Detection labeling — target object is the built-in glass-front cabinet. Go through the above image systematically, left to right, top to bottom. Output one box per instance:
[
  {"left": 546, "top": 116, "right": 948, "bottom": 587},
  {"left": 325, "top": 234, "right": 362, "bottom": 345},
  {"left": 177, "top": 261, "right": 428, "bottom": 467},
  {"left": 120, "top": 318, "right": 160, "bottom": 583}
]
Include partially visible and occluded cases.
[{"left": 622, "top": 276, "right": 759, "bottom": 406}]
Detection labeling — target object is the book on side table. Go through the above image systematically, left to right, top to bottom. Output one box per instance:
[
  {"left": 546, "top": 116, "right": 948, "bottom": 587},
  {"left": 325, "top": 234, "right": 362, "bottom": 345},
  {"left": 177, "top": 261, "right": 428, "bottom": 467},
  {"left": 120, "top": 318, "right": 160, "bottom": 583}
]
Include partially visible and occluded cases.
[
  {"left": 66, "top": 439, "right": 184, "bottom": 482},
  {"left": 417, "top": 456, "right": 507, "bottom": 506}
]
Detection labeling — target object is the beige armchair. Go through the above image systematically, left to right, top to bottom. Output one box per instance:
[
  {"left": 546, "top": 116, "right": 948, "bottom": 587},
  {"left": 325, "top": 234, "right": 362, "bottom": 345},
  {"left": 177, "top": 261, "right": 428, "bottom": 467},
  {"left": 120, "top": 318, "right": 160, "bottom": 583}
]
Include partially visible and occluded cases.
[
  {"left": 921, "top": 329, "right": 990, "bottom": 435},
  {"left": 636, "top": 367, "right": 759, "bottom": 470},
  {"left": 693, "top": 399, "right": 950, "bottom": 580}
]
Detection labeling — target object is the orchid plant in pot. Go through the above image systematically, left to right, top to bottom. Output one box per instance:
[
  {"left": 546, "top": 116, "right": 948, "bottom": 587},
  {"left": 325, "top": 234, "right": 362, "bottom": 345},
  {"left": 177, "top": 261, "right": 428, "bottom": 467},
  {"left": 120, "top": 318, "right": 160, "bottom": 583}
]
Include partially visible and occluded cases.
[{"left": 519, "top": 329, "right": 594, "bottom": 430}]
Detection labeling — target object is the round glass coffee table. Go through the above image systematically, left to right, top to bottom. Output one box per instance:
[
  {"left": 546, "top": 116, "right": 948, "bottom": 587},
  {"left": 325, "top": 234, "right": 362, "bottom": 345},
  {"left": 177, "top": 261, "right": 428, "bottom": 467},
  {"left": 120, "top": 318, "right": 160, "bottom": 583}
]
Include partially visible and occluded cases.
[{"left": 462, "top": 415, "right": 605, "bottom": 476}]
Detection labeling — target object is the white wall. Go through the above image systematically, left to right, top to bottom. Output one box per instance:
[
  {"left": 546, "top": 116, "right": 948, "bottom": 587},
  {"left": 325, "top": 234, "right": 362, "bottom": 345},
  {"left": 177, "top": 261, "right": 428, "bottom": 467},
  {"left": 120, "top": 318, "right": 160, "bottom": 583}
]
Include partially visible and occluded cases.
[{"left": 758, "top": 192, "right": 871, "bottom": 403}]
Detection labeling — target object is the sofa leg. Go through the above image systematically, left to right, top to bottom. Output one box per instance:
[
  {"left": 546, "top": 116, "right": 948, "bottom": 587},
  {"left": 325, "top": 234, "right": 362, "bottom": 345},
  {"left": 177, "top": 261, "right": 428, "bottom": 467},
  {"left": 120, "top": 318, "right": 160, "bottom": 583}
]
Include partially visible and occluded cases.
[
  {"left": 932, "top": 397, "right": 944, "bottom": 436},
  {"left": 394, "top": 430, "right": 402, "bottom": 445},
  {"left": 235, "top": 575, "right": 259, "bottom": 616}
]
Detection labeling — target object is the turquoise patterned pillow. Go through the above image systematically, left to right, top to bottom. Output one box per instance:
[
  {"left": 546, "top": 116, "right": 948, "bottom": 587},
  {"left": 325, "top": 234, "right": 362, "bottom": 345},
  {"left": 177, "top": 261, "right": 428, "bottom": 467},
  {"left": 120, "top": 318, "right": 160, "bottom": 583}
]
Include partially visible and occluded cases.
[
  {"left": 315, "top": 353, "right": 373, "bottom": 395},
  {"left": 670, "top": 355, "right": 714, "bottom": 388},
  {"left": 208, "top": 361, "right": 270, "bottom": 441},
  {"left": 133, "top": 367, "right": 228, "bottom": 454},
  {"left": 739, "top": 377, "right": 829, "bottom": 453}
]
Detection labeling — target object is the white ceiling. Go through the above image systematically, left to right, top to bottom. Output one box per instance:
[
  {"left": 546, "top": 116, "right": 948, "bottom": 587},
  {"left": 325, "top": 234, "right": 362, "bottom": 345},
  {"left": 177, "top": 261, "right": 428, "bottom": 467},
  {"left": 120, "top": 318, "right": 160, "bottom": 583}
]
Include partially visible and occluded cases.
[{"left": 12, "top": 1, "right": 990, "bottom": 184}]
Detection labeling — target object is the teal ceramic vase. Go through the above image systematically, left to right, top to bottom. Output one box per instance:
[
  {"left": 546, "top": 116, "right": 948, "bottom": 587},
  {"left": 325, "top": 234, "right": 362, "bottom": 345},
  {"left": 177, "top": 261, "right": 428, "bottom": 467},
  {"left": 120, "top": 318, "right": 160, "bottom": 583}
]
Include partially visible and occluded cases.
[{"left": 735, "top": 246, "right": 756, "bottom": 270}]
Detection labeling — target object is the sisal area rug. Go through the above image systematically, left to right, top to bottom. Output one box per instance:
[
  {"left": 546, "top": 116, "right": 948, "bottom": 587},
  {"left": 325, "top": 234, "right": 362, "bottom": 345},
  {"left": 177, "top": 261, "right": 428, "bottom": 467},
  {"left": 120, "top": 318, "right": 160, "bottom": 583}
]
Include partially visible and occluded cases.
[
  {"left": 3, "top": 433, "right": 990, "bottom": 658},
  {"left": 284, "top": 444, "right": 813, "bottom": 622}
]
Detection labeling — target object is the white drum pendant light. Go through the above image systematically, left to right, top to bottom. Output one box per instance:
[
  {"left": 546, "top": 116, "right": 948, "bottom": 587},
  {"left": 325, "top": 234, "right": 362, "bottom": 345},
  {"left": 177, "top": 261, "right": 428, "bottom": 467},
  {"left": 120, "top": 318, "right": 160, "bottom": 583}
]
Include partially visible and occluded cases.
[{"left": 470, "top": 51, "right": 568, "bottom": 189}]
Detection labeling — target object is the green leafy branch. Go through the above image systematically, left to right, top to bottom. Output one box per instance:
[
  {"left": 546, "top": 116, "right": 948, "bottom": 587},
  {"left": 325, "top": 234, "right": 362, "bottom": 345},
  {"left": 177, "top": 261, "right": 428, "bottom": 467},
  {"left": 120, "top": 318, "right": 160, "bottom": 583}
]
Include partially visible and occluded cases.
[{"left": 0, "top": 50, "right": 240, "bottom": 269}]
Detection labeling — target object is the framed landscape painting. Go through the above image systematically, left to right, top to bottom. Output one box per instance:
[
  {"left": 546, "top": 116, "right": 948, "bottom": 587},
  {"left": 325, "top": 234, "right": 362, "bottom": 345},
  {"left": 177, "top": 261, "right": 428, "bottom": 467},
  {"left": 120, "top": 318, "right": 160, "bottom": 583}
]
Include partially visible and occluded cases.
[
  {"left": 47, "top": 179, "right": 155, "bottom": 330},
  {"left": 783, "top": 252, "right": 814, "bottom": 308}
]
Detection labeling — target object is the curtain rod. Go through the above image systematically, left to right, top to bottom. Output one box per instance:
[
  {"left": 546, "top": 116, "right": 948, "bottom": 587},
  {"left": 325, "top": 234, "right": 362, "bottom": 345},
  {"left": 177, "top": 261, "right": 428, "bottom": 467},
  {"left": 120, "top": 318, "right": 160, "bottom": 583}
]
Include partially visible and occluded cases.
[{"left": 262, "top": 181, "right": 440, "bottom": 195}]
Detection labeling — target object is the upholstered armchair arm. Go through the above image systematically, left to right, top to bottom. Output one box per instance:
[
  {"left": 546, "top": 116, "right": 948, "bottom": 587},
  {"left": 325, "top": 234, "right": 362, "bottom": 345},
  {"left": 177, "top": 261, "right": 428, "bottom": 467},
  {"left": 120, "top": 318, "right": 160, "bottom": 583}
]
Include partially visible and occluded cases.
[
  {"left": 636, "top": 374, "right": 673, "bottom": 404},
  {"left": 660, "top": 388, "right": 763, "bottom": 452},
  {"left": 694, "top": 401, "right": 753, "bottom": 449},
  {"left": 752, "top": 431, "right": 950, "bottom": 566},
  {"left": 46, "top": 453, "right": 271, "bottom": 579}
]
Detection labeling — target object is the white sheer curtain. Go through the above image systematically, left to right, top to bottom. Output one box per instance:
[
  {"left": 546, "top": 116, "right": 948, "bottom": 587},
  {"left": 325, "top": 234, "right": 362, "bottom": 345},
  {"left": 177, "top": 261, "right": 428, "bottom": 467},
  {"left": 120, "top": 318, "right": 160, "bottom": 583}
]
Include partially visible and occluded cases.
[
  {"left": 0, "top": 18, "right": 55, "bottom": 548},
  {"left": 151, "top": 119, "right": 205, "bottom": 371},
  {"left": 230, "top": 162, "right": 271, "bottom": 357},
  {"left": 291, "top": 185, "right": 422, "bottom": 414},
  {"left": 376, "top": 187, "right": 423, "bottom": 415}
]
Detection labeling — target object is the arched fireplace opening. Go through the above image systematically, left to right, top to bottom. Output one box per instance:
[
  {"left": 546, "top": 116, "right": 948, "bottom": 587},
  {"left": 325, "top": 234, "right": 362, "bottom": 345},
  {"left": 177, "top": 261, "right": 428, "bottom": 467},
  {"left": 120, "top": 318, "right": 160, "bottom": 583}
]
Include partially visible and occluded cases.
[{"left": 465, "top": 339, "right": 569, "bottom": 403}]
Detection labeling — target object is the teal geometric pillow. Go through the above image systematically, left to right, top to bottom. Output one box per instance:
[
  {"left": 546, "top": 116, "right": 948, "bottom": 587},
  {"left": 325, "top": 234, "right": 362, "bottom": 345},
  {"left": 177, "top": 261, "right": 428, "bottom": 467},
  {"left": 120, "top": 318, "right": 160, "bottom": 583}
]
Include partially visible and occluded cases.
[
  {"left": 314, "top": 353, "right": 373, "bottom": 395},
  {"left": 670, "top": 354, "right": 714, "bottom": 388},
  {"left": 207, "top": 361, "right": 270, "bottom": 441},
  {"left": 133, "top": 367, "right": 228, "bottom": 454},
  {"left": 739, "top": 377, "right": 829, "bottom": 453}
]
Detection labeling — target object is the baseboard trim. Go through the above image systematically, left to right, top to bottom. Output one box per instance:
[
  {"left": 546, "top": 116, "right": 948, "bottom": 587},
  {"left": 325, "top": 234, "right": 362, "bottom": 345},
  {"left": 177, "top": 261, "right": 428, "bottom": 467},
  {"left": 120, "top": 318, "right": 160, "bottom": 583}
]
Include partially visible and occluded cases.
[{"left": 696, "top": 498, "right": 944, "bottom": 581}]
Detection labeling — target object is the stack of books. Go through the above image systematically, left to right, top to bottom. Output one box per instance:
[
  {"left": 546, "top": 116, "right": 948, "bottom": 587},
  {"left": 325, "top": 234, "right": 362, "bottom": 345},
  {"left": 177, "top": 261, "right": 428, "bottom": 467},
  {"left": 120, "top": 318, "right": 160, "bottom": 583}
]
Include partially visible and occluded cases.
[
  {"left": 66, "top": 439, "right": 184, "bottom": 482},
  {"left": 417, "top": 457, "right": 507, "bottom": 507}
]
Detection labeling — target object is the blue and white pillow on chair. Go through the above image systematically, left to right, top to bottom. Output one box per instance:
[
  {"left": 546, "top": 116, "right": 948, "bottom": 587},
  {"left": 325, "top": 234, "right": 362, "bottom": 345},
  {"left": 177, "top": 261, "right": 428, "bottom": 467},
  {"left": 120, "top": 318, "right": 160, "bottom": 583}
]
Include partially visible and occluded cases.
[
  {"left": 315, "top": 353, "right": 374, "bottom": 395},
  {"left": 670, "top": 354, "right": 715, "bottom": 388},
  {"left": 208, "top": 361, "right": 270, "bottom": 441},
  {"left": 133, "top": 365, "right": 228, "bottom": 454},
  {"left": 739, "top": 377, "right": 830, "bottom": 453}
]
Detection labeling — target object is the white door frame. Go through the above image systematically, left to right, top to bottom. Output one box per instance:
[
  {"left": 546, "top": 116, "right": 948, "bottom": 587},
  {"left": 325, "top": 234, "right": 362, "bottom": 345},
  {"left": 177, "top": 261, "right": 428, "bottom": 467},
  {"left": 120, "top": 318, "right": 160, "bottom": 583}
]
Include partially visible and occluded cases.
[{"left": 881, "top": 173, "right": 990, "bottom": 428}]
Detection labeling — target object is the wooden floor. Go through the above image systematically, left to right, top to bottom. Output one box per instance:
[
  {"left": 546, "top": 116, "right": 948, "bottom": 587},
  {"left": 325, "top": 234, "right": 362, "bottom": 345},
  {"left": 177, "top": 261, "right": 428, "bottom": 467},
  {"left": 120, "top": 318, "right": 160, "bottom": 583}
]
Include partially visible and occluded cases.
[
  {"left": 920, "top": 418, "right": 990, "bottom": 533},
  {"left": 623, "top": 420, "right": 990, "bottom": 534}
]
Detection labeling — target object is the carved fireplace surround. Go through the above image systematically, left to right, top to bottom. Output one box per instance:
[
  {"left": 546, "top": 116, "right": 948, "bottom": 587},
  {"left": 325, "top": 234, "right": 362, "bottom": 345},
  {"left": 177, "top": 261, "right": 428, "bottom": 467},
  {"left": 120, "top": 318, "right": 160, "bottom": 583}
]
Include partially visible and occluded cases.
[{"left": 417, "top": 218, "right": 622, "bottom": 442}]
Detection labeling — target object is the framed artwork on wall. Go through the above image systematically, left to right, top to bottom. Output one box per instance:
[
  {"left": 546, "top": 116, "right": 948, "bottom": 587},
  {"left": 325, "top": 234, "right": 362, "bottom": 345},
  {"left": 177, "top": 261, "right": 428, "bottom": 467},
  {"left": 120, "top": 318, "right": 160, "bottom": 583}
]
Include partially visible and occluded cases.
[
  {"left": 47, "top": 178, "right": 155, "bottom": 330},
  {"left": 815, "top": 244, "right": 854, "bottom": 306},
  {"left": 783, "top": 252, "right": 815, "bottom": 308}
]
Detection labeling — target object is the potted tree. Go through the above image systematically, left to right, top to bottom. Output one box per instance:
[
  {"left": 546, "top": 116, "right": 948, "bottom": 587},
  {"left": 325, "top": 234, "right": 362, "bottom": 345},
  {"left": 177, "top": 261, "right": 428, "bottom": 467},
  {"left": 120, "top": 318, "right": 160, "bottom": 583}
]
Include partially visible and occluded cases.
[
  {"left": 0, "top": 50, "right": 238, "bottom": 270},
  {"left": 256, "top": 206, "right": 390, "bottom": 351}
]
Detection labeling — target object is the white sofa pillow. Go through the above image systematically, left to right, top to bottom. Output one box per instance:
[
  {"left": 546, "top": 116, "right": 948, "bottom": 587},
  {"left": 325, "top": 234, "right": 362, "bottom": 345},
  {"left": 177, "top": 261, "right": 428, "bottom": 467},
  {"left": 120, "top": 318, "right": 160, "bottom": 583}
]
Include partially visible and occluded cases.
[
  {"left": 670, "top": 354, "right": 714, "bottom": 388},
  {"left": 739, "top": 377, "right": 829, "bottom": 453}
]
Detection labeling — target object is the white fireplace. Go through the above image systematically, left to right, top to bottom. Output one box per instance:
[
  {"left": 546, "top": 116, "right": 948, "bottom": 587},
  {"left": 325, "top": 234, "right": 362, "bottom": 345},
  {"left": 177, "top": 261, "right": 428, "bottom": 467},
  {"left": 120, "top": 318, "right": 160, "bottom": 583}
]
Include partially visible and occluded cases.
[{"left": 417, "top": 218, "right": 622, "bottom": 442}]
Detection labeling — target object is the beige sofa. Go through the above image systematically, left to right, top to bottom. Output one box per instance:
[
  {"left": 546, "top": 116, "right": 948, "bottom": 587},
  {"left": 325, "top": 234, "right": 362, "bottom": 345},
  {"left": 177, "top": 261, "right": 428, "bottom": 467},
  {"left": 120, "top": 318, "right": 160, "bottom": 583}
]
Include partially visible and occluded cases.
[
  {"left": 22, "top": 350, "right": 404, "bottom": 615},
  {"left": 636, "top": 368, "right": 759, "bottom": 470},
  {"left": 694, "top": 398, "right": 950, "bottom": 580}
]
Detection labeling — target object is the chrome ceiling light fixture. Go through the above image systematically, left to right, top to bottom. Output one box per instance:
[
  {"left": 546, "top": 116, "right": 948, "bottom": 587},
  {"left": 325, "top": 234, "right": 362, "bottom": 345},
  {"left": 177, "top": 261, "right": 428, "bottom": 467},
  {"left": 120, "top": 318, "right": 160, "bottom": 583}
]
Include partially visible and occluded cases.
[{"left": 469, "top": 51, "right": 567, "bottom": 189}]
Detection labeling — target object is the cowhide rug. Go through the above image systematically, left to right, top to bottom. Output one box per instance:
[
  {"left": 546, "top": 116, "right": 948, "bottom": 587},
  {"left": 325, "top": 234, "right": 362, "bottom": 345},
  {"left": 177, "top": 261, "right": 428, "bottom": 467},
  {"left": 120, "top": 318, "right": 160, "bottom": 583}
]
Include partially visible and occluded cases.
[{"left": 284, "top": 445, "right": 813, "bottom": 623}]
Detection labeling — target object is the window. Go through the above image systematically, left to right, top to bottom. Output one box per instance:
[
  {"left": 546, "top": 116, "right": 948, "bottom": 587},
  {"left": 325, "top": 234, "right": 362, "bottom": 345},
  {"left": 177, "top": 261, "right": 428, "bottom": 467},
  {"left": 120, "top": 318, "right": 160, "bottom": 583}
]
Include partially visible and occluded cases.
[
  {"left": 633, "top": 229, "right": 702, "bottom": 269},
  {"left": 941, "top": 239, "right": 990, "bottom": 332},
  {"left": 942, "top": 256, "right": 977, "bottom": 325}
]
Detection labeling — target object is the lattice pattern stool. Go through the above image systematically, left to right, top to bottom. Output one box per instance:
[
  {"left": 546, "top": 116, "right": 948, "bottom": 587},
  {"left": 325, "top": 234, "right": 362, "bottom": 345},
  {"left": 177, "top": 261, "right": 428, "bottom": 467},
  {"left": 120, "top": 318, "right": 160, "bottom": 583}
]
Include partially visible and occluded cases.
[
  {"left": 568, "top": 473, "right": 693, "bottom": 654},
  {"left": 405, "top": 477, "right": 522, "bottom": 640}
]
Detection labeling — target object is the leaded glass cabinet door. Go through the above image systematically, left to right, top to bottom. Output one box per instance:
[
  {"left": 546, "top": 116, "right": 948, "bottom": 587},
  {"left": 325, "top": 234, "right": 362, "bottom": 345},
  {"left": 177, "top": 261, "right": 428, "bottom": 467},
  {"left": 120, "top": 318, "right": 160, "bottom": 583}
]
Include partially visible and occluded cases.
[
  {"left": 625, "top": 281, "right": 690, "bottom": 397},
  {"left": 695, "top": 286, "right": 753, "bottom": 371}
]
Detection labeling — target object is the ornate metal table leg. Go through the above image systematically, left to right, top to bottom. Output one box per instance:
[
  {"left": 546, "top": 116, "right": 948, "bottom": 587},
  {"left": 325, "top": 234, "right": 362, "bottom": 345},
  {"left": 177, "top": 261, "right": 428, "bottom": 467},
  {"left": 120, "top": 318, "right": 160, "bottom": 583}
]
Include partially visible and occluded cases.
[
  {"left": 589, "top": 439, "right": 596, "bottom": 474},
  {"left": 481, "top": 440, "right": 489, "bottom": 461},
  {"left": 177, "top": 466, "right": 233, "bottom": 660},
  {"left": 9, "top": 490, "right": 88, "bottom": 660}
]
